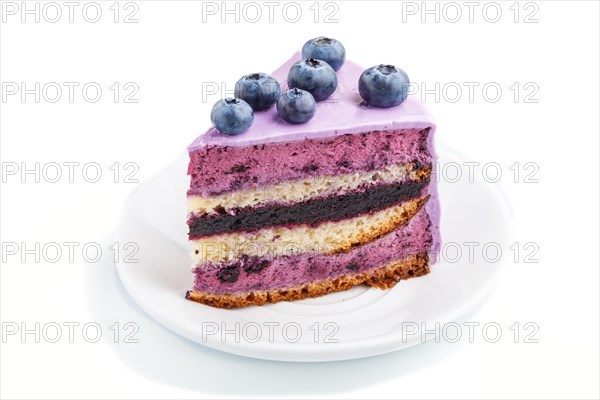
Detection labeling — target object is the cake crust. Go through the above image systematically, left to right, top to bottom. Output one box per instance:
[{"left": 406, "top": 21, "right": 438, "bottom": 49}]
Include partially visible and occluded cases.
[{"left": 186, "top": 252, "right": 430, "bottom": 309}]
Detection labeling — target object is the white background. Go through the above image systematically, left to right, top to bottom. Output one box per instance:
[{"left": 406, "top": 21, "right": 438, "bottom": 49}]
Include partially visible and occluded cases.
[{"left": 1, "top": 0, "right": 599, "bottom": 398}]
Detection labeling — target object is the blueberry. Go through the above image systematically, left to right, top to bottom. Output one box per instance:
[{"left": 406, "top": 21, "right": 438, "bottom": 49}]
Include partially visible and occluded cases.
[
  {"left": 301, "top": 36, "right": 346, "bottom": 71},
  {"left": 287, "top": 58, "right": 337, "bottom": 102},
  {"left": 358, "top": 64, "right": 410, "bottom": 108},
  {"left": 234, "top": 72, "right": 281, "bottom": 111},
  {"left": 277, "top": 88, "right": 316, "bottom": 124},
  {"left": 210, "top": 98, "right": 254, "bottom": 135},
  {"left": 243, "top": 259, "right": 269, "bottom": 273},
  {"left": 346, "top": 261, "right": 360, "bottom": 271},
  {"left": 217, "top": 265, "right": 240, "bottom": 283}
]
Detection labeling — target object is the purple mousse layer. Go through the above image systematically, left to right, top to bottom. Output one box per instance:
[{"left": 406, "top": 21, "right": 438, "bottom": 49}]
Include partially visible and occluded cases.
[
  {"left": 188, "top": 128, "right": 431, "bottom": 196},
  {"left": 192, "top": 206, "right": 433, "bottom": 295}
]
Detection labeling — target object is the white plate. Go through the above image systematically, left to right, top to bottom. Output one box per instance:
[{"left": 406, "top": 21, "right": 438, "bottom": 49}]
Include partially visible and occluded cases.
[{"left": 115, "top": 145, "right": 511, "bottom": 362}]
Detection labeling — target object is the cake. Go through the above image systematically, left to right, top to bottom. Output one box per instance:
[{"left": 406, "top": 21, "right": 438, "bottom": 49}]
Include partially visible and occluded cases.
[{"left": 185, "top": 50, "right": 440, "bottom": 309}]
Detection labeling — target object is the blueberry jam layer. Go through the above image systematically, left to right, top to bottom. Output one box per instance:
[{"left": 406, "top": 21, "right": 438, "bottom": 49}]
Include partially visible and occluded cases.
[
  {"left": 188, "top": 128, "right": 431, "bottom": 197},
  {"left": 188, "top": 177, "right": 429, "bottom": 238},
  {"left": 192, "top": 206, "right": 433, "bottom": 294}
]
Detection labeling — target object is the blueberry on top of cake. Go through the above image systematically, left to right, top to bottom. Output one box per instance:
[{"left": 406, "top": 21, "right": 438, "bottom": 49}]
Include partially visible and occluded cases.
[{"left": 185, "top": 44, "right": 440, "bottom": 309}]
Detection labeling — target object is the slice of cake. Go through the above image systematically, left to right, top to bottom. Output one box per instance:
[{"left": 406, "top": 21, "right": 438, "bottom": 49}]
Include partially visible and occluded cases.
[{"left": 185, "top": 50, "right": 440, "bottom": 309}]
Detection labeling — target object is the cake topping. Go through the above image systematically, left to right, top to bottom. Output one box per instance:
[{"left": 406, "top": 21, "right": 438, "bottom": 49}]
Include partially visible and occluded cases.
[
  {"left": 302, "top": 36, "right": 346, "bottom": 71},
  {"left": 206, "top": 38, "right": 418, "bottom": 137},
  {"left": 287, "top": 58, "right": 338, "bottom": 102},
  {"left": 359, "top": 64, "right": 410, "bottom": 108},
  {"left": 234, "top": 72, "right": 281, "bottom": 111},
  {"left": 276, "top": 88, "right": 317, "bottom": 124},
  {"left": 210, "top": 97, "right": 254, "bottom": 135}
]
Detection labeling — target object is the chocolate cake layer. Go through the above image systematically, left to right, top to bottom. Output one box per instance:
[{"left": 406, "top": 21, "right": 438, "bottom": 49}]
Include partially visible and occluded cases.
[
  {"left": 188, "top": 128, "right": 432, "bottom": 196},
  {"left": 189, "top": 178, "right": 429, "bottom": 238}
]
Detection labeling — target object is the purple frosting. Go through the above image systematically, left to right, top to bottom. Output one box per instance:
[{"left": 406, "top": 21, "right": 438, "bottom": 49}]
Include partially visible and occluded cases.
[{"left": 188, "top": 52, "right": 436, "bottom": 149}]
